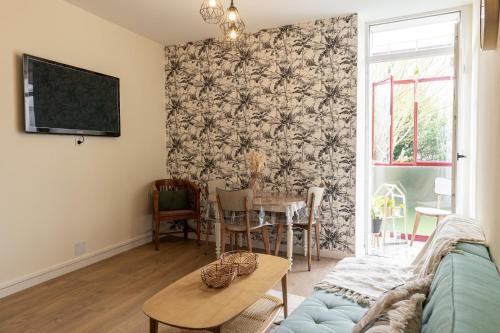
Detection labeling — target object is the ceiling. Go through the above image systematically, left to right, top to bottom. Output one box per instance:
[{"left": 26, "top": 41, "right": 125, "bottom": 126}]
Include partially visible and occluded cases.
[{"left": 63, "top": 0, "right": 472, "bottom": 46}]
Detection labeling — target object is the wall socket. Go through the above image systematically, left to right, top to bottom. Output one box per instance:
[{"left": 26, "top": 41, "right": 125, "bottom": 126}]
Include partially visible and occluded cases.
[{"left": 74, "top": 241, "right": 86, "bottom": 256}]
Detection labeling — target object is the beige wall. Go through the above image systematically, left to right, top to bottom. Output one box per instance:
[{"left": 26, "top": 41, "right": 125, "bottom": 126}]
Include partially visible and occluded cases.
[
  {"left": 0, "top": 0, "right": 165, "bottom": 288},
  {"left": 474, "top": 0, "right": 500, "bottom": 268}
]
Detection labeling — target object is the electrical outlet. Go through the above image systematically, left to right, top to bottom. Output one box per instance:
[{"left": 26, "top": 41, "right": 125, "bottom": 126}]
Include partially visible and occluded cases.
[{"left": 74, "top": 242, "right": 86, "bottom": 256}]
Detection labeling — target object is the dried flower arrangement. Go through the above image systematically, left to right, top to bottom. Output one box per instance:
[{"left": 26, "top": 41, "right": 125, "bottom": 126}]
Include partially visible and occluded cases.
[
  {"left": 246, "top": 151, "right": 266, "bottom": 174},
  {"left": 246, "top": 151, "right": 266, "bottom": 194}
]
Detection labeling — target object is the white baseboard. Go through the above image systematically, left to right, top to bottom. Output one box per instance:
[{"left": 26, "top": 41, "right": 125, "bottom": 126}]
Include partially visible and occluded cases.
[{"left": 0, "top": 232, "right": 152, "bottom": 299}]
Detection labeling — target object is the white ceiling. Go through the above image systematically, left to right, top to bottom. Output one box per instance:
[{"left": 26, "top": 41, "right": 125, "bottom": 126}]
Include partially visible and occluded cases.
[{"left": 63, "top": 0, "right": 472, "bottom": 46}]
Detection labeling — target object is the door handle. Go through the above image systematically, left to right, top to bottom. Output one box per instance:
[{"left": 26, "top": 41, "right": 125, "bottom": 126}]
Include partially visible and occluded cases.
[{"left": 457, "top": 153, "right": 467, "bottom": 160}]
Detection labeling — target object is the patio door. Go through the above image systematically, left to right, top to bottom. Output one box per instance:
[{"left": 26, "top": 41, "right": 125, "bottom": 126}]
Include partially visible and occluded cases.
[{"left": 366, "top": 12, "right": 462, "bottom": 256}]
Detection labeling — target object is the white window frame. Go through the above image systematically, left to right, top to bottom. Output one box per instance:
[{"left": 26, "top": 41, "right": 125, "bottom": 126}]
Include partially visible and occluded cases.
[{"left": 356, "top": 6, "right": 474, "bottom": 256}]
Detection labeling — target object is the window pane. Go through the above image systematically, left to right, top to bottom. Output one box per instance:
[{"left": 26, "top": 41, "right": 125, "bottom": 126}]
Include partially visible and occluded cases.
[
  {"left": 370, "top": 13, "right": 459, "bottom": 56},
  {"left": 370, "top": 55, "right": 454, "bottom": 82},
  {"left": 373, "top": 80, "right": 391, "bottom": 163},
  {"left": 417, "top": 80, "right": 454, "bottom": 162},
  {"left": 392, "top": 83, "right": 414, "bottom": 163}
]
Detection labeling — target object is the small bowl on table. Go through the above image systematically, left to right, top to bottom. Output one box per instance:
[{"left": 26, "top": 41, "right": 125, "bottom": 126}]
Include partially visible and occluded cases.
[
  {"left": 220, "top": 251, "right": 259, "bottom": 276},
  {"left": 201, "top": 263, "right": 237, "bottom": 289}
]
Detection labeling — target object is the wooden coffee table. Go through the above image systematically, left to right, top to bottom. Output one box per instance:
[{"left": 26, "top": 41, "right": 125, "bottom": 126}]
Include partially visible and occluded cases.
[{"left": 143, "top": 254, "right": 289, "bottom": 333}]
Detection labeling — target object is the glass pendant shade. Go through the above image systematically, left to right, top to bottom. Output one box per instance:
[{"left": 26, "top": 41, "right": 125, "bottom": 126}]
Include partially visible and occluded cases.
[
  {"left": 200, "top": 0, "right": 224, "bottom": 24},
  {"left": 220, "top": 0, "right": 245, "bottom": 41}
]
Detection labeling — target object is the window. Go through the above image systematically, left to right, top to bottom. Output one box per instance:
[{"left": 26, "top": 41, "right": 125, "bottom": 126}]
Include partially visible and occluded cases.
[
  {"left": 369, "top": 13, "right": 458, "bottom": 167},
  {"left": 372, "top": 74, "right": 453, "bottom": 166}
]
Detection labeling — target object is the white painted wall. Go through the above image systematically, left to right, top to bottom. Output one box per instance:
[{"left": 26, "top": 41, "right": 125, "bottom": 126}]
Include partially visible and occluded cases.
[
  {"left": 0, "top": 0, "right": 165, "bottom": 295},
  {"left": 473, "top": 0, "right": 500, "bottom": 268}
]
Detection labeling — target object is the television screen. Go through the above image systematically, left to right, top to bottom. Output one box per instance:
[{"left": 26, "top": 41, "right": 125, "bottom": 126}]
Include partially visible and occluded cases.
[{"left": 23, "top": 54, "right": 120, "bottom": 137}]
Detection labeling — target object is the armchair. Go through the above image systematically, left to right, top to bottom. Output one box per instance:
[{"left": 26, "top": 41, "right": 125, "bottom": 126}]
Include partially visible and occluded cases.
[{"left": 152, "top": 179, "right": 201, "bottom": 250}]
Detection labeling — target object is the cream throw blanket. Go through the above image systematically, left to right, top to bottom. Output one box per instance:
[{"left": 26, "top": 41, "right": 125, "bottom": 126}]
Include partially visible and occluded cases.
[{"left": 315, "top": 215, "right": 486, "bottom": 305}]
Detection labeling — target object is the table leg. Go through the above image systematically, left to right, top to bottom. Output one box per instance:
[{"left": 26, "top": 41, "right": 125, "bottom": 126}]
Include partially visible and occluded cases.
[
  {"left": 215, "top": 221, "right": 221, "bottom": 258},
  {"left": 287, "top": 222, "right": 293, "bottom": 269},
  {"left": 303, "top": 230, "right": 308, "bottom": 257},
  {"left": 282, "top": 273, "right": 288, "bottom": 318},
  {"left": 149, "top": 318, "right": 158, "bottom": 333},
  {"left": 211, "top": 327, "right": 221, "bottom": 333}
]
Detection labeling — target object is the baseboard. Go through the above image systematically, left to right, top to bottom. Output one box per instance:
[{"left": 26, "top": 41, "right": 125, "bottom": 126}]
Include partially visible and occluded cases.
[{"left": 0, "top": 232, "right": 152, "bottom": 299}]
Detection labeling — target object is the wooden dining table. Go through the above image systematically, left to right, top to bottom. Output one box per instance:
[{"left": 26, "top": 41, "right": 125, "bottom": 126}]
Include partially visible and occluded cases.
[{"left": 206, "top": 192, "right": 307, "bottom": 268}]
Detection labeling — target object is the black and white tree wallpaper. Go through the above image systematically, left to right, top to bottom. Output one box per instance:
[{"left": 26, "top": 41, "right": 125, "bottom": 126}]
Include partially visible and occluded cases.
[{"left": 164, "top": 15, "right": 358, "bottom": 255}]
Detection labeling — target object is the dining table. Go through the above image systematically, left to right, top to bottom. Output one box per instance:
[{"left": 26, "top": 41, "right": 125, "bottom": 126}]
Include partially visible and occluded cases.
[{"left": 206, "top": 192, "right": 307, "bottom": 269}]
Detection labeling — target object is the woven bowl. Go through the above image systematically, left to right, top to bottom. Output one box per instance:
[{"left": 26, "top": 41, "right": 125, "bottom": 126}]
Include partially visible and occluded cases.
[
  {"left": 220, "top": 251, "right": 259, "bottom": 276},
  {"left": 201, "top": 263, "right": 237, "bottom": 289}
]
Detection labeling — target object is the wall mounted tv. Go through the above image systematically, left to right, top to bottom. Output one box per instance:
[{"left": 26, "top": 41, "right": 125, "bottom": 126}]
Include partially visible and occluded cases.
[{"left": 23, "top": 54, "right": 120, "bottom": 137}]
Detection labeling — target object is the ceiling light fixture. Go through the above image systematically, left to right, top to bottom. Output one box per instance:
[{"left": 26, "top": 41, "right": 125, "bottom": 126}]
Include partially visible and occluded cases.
[
  {"left": 200, "top": 0, "right": 224, "bottom": 24},
  {"left": 220, "top": 0, "right": 245, "bottom": 41}
]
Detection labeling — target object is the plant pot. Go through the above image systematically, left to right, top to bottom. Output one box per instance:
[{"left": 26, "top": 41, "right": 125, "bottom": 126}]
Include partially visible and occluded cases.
[{"left": 372, "top": 218, "right": 382, "bottom": 233}]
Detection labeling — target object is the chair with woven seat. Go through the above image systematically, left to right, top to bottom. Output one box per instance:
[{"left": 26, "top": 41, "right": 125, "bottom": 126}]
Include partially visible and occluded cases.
[
  {"left": 410, "top": 177, "right": 451, "bottom": 246},
  {"left": 152, "top": 179, "right": 201, "bottom": 250},
  {"left": 274, "top": 187, "right": 325, "bottom": 271},
  {"left": 216, "top": 188, "right": 271, "bottom": 254}
]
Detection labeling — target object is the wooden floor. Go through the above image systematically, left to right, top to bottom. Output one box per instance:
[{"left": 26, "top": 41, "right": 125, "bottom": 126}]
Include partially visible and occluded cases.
[{"left": 0, "top": 237, "right": 338, "bottom": 333}]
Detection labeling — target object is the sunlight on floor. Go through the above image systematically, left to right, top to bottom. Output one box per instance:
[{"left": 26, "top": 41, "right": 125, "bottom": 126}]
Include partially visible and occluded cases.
[{"left": 368, "top": 241, "right": 425, "bottom": 266}]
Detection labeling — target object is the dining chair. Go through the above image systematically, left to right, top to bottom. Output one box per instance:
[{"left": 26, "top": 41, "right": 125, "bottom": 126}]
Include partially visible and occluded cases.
[
  {"left": 410, "top": 177, "right": 451, "bottom": 246},
  {"left": 152, "top": 179, "right": 201, "bottom": 250},
  {"left": 204, "top": 179, "right": 226, "bottom": 253},
  {"left": 274, "top": 187, "right": 325, "bottom": 271},
  {"left": 216, "top": 188, "right": 271, "bottom": 254}
]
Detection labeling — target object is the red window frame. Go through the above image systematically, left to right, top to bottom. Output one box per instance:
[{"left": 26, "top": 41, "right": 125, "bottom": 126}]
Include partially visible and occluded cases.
[{"left": 372, "top": 75, "right": 453, "bottom": 167}]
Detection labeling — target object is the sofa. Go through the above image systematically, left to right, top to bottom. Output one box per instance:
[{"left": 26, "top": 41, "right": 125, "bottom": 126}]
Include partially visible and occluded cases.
[{"left": 276, "top": 242, "right": 500, "bottom": 333}]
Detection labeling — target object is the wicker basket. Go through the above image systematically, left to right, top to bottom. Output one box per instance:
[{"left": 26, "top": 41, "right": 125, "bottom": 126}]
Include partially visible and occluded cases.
[
  {"left": 221, "top": 251, "right": 259, "bottom": 276},
  {"left": 201, "top": 263, "right": 237, "bottom": 289}
]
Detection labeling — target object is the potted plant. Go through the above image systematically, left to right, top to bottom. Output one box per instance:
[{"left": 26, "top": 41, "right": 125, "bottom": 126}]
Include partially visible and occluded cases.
[{"left": 371, "top": 208, "right": 383, "bottom": 234}]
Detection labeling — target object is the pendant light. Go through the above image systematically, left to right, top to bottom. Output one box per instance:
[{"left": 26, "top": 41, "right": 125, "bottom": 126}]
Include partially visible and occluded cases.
[
  {"left": 200, "top": 0, "right": 224, "bottom": 24},
  {"left": 220, "top": 0, "right": 245, "bottom": 41}
]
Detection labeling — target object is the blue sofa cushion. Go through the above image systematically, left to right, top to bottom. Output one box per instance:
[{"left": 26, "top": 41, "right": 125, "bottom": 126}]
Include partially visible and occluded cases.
[
  {"left": 454, "top": 242, "right": 491, "bottom": 260},
  {"left": 422, "top": 246, "right": 500, "bottom": 333},
  {"left": 275, "top": 291, "right": 368, "bottom": 333}
]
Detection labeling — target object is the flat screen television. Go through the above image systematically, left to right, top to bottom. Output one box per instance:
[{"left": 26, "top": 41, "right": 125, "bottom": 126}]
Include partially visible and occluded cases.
[{"left": 23, "top": 54, "right": 120, "bottom": 137}]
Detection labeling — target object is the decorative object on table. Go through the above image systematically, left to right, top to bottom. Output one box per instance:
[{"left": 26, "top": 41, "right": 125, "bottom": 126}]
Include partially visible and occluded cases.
[
  {"left": 199, "top": 0, "right": 224, "bottom": 24},
  {"left": 480, "top": 0, "right": 500, "bottom": 50},
  {"left": 246, "top": 151, "right": 266, "bottom": 196},
  {"left": 410, "top": 177, "right": 451, "bottom": 246},
  {"left": 152, "top": 179, "right": 201, "bottom": 250},
  {"left": 372, "top": 184, "right": 407, "bottom": 246},
  {"left": 275, "top": 187, "right": 325, "bottom": 271},
  {"left": 216, "top": 188, "right": 271, "bottom": 254},
  {"left": 221, "top": 251, "right": 259, "bottom": 276},
  {"left": 201, "top": 262, "right": 237, "bottom": 289}
]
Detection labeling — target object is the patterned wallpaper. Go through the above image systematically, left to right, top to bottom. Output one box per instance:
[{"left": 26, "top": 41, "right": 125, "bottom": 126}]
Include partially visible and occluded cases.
[{"left": 164, "top": 15, "right": 358, "bottom": 254}]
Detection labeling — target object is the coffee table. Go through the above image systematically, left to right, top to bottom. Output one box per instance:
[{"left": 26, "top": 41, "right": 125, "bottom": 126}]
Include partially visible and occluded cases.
[{"left": 142, "top": 254, "right": 289, "bottom": 333}]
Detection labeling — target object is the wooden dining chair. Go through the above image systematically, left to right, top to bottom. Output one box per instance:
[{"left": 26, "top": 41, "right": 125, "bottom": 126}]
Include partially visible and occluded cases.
[
  {"left": 410, "top": 177, "right": 451, "bottom": 246},
  {"left": 152, "top": 179, "right": 201, "bottom": 250},
  {"left": 203, "top": 179, "right": 226, "bottom": 253},
  {"left": 275, "top": 187, "right": 325, "bottom": 271},
  {"left": 216, "top": 188, "right": 271, "bottom": 254}
]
